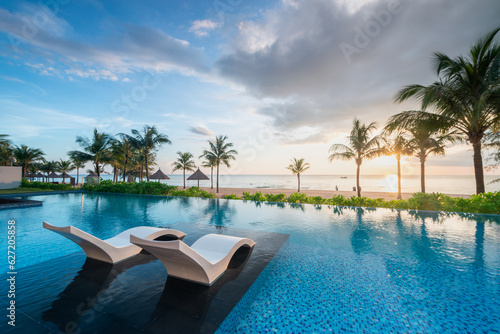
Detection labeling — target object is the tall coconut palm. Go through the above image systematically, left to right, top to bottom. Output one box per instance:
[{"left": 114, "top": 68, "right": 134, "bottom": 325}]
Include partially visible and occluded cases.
[
  {"left": 395, "top": 27, "right": 500, "bottom": 194},
  {"left": 385, "top": 111, "right": 458, "bottom": 193},
  {"left": 328, "top": 118, "right": 383, "bottom": 197},
  {"left": 123, "top": 125, "right": 171, "bottom": 182},
  {"left": 68, "top": 129, "right": 113, "bottom": 182},
  {"left": 113, "top": 134, "right": 136, "bottom": 182},
  {"left": 382, "top": 134, "right": 414, "bottom": 199},
  {"left": 200, "top": 135, "right": 238, "bottom": 193},
  {"left": 13, "top": 145, "right": 45, "bottom": 178},
  {"left": 171, "top": 152, "right": 197, "bottom": 189},
  {"left": 69, "top": 153, "right": 86, "bottom": 185},
  {"left": 201, "top": 156, "right": 216, "bottom": 189},
  {"left": 286, "top": 158, "right": 310, "bottom": 192},
  {"left": 57, "top": 159, "right": 73, "bottom": 184},
  {"left": 39, "top": 161, "right": 57, "bottom": 182}
]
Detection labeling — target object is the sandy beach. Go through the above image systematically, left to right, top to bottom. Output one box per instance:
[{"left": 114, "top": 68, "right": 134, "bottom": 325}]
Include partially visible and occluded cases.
[{"left": 199, "top": 187, "right": 470, "bottom": 201}]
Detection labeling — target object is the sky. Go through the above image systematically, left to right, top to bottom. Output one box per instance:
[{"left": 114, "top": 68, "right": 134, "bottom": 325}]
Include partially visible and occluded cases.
[{"left": 0, "top": 0, "right": 499, "bottom": 176}]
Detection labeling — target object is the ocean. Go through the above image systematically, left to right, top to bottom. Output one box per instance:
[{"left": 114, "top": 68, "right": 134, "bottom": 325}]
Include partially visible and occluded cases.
[{"left": 71, "top": 174, "right": 500, "bottom": 195}]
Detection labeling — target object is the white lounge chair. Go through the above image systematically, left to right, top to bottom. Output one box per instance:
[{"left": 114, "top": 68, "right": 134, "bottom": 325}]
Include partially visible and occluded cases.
[
  {"left": 43, "top": 222, "right": 186, "bottom": 264},
  {"left": 130, "top": 234, "right": 255, "bottom": 286}
]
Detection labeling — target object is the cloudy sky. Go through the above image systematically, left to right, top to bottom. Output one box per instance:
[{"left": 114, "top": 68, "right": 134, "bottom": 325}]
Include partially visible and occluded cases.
[{"left": 0, "top": 0, "right": 499, "bottom": 175}]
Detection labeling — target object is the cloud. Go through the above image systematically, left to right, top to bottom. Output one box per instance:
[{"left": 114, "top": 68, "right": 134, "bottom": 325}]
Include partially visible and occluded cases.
[
  {"left": 215, "top": 0, "right": 500, "bottom": 137},
  {"left": 0, "top": 7, "right": 209, "bottom": 81},
  {"left": 189, "top": 19, "right": 220, "bottom": 37},
  {"left": 189, "top": 126, "right": 215, "bottom": 137}
]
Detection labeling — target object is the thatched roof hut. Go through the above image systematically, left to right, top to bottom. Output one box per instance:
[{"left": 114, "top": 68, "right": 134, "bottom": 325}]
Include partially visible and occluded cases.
[
  {"left": 187, "top": 168, "right": 210, "bottom": 187},
  {"left": 150, "top": 169, "right": 170, "bottom": 182}
]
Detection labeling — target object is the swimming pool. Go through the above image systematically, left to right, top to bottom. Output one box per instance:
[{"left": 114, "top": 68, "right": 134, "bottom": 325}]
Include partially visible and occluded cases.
[{"left": 1, "top": 193, "right": 499, "bottom": 332}]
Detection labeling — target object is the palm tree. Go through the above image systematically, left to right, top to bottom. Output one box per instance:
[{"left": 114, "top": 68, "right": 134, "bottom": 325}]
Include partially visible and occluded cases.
[
  {"left": 394, "top": 28, "right": 500, "bottom": 194},
  {"left": 385, "top": 111, "right": 458, "bottom": 193},
  {"left": 328, "top": 118, "right": 383, "bottom": 197},
  {"left": 123, "top": 125, "right": 171, "bottom": 182},
  {"left": 68, "top": 129, "right": 113, "bottom": 182},
  {"left": 0, "top": 134, "right": 11, "bottom": 149},
  {"left": 113, "top": 134, "right": 136, "bottom": 182},
  {"left": 382, "top": 134, "right": 414, "bottom": 199},
  {"left": 200, "top": 135, "right": 238, "bottom": 193},
  {"left": 13, "top": 145, "right": 45, "bottom": 178},
  {"left": 0, "top": 146, "right": 13, "bottom": 166},
  {"left": 171, "top": 152, "right": 197, "bottom": 188},
  {"left": 69, "top": 153, "right": 86, "bottom": 185},
  {"left": 201, "top": 156, "right": 216, "bottom": 189},
  {"left": 286, "top": 158, "right": 310, "bottom": 192},
  {"left": 57, "top": 159, "right": 73, "bottom": 184},
  {"left": 39, "top": 161, "right": 56, "bottom": 182}
]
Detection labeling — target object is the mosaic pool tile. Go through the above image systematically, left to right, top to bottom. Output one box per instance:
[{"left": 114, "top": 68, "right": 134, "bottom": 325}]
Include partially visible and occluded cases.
[{"left": 217, "top": 244, "right": 500, "bottom": 333}]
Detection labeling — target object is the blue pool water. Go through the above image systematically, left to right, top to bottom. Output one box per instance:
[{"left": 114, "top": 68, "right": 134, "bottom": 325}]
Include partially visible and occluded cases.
[{"left": 1, "top": 193, "right": 499, "bottom": 333}]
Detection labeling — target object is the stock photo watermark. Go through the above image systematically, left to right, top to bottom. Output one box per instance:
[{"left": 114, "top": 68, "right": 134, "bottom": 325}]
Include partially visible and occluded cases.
[
  {"left": 8, "top": 0, "right": 70, "bottom": 53},
  {"left": 339, "top": 0, "right": 405, "bottom": 64},
  {"left": 6, "top": 219, "right": 16, "bottom": 327}
]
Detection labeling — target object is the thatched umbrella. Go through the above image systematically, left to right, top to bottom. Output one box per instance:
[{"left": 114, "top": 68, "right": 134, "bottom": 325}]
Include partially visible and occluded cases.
[
  {"left": 149, "top": 168, "right": 170, "bottom": 182},
  {"left": 187, "top": 168, "right": 210, "bottom": 187},
  {"left": 149, "top": 169, "right": 170, "bottom": 182},
  {"left": 36, "top": 172, "right": 44, "bottom": 181},
  {"left": 47, "top": 172, "right": 60, "bottom": 182},
  {"left": 60, "top": 172, "right": 72, "bottom": 184},
  {"left": 85, "top": 172, "right": 98, "bottom": 178}
]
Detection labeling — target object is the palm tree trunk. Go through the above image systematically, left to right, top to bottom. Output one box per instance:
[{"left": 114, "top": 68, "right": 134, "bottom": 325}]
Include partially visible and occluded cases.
[
  {"left": 472, "top": 139, "right": 485, "bottom": 194},
  {"left": 145, "top": 150, "right": 149, "bottom": 182},
  {"left": 123, "top": 155, "right": 128, "bottom": 182},
  {"left": 397, "top": 156, "right": 402, "bottom": 200},
  {"left": 420, "top": 159, "right": 425, "bottom": 193},
  {"left": 96, "top": 161, "right": 100, "bottom": 183},
  {"left": 216, "top": 162, "right": 220, "bottom": 193},
  {"left": 140, "top": 163, "right": 143, "bottom": 181},
  {"left": 356, "top": 163, "right": 361, "bottom": 198},
  {"left": 21, "top": 164, "right": 26, "bottom": 178},
  {"left": 210, "top": 166, "right": 213, "bottom": 189},
  {"left": 76, "top": 167, "right": 80, "bottom": 186},
  {"left": 183, "top": 169, "right": 186, "bottom": 188},
  {"left": 297, "top": 174, "right": 300, "bottom": 192}
]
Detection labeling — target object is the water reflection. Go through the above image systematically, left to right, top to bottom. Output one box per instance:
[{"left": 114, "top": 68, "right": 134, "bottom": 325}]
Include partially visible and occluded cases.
[{"left": 202, "top": 199, "right": 236, "bottom": 229}]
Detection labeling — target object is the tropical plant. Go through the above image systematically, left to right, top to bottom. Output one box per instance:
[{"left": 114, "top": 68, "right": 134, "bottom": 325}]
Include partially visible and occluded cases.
[
  {"left": 394, "top": 27, "right": 500, "bottom": 194},
  {"left": 384, "top": 112, "right": 458, "bottom": 192},
  {"left": 328, "top": 118, "right": 383, "bottom": 197},
  {"left": 123, "top": 125, "right": 171, "bottom": 182},
  {"left": 68, "top": 129, "right": 114, "bottom": 182},
  {"left": 0, "top": 134, "right": 11, "bottom": 149},
  {"left": 113, "top": 134, "right": 137, "bottom": 182},
  {"left": 382, "top": 134, "right": 414, "bottom": 199},
  {"left": 200, "top": 135, "right": 238, "bottom": 193},
  {"left": 12, "top": 145, "right": 45, "bottom": 177},
  {"left": 0, "top": 146, "right": 13, "bottom": 166},
  {"left": 171, "top": 152, "right": 197, "bottom": 188},
  {"left": 69, "top": 153, "right": 86, "bottom": 185},
  {"left": 201, "top": 155, "right": 216, "bottom": 189},
  {"left": 286, "top": 158, "right": 310, "bottom": 192},
  {"left": 57, "top": 159, "right": 73, "bottom": 184},
  {"left": 39, "top": 160, "right": 57, "bottom": 182}
]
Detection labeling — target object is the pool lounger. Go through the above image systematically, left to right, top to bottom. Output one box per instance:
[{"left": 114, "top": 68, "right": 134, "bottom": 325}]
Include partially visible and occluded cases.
[
  {"left": 43, "top": 222, "right": 186, "bottom": 264},
  {"left": 130, "top": 234, "right": 255, "bottom": 286}
]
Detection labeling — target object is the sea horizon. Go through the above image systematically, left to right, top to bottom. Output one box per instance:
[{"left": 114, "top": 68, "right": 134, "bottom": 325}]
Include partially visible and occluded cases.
[{"left": 67, "top": 173, "right": 500, "bottom": 195}]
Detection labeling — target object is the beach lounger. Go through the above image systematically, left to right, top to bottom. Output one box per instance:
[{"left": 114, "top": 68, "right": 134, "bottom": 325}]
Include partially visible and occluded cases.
[
  {"left": 43, "top": 222, "right": 186, "bottom": 264},
  {"left": 130, "top": 234, "right": 255, "bottom": 286}
]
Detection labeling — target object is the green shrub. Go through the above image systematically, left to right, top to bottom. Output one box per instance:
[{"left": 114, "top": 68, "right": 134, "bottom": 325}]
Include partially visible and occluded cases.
[
  {"left": 21, "top": 178, "right": 73, "bottom": 191},
  {"left": 81, "top": 179, "right": 500, "bottom": 214},
  {"left": 242, "top": 191, "right": 265, "bottom": 201},
  {"left": 286, "top": 192, "right": 309, "bottom": 203},
  {"left": 264, "top": 193, "right": 287, "bottom": 202},
  {"left": 223, "top": 194, "right": 241, "bottom": 200}
]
